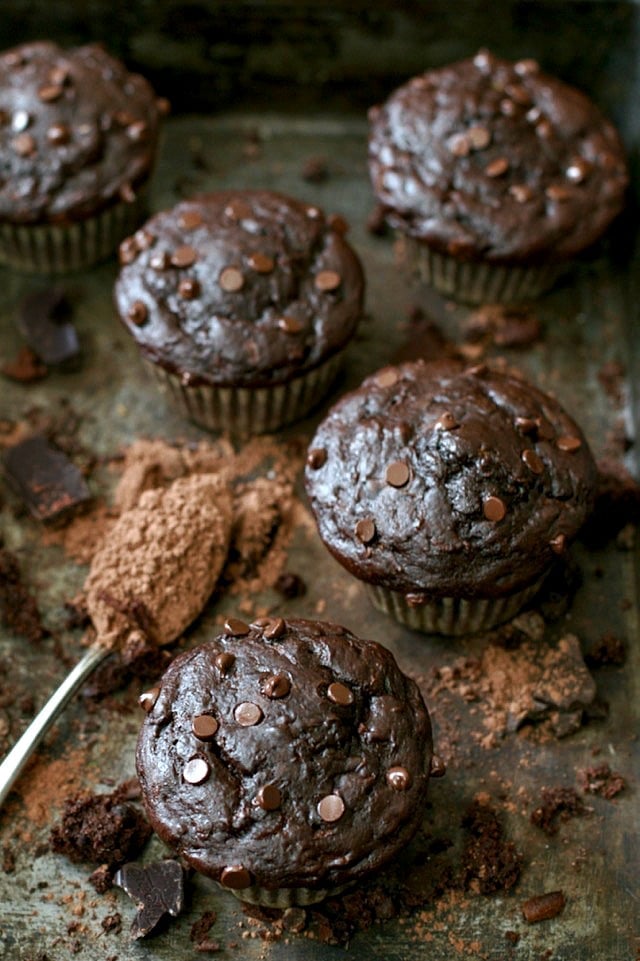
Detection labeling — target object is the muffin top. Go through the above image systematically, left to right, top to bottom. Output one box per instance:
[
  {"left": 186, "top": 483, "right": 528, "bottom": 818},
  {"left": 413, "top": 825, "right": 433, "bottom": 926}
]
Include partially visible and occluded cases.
[
  {"left": 0, "top": 42, "right": 165, "bottom": 224},
  {"left": 368, "top": 50, "right": 628, "bottom": 264},
  {"left": 115, "top": 190, "right": 365, "bottom": 388},
  {"left": 305, "top": 360, "right": 598, "bottom": 599},
  {"left": 136, "top": 617, "right": 433, "bottom": 892}
]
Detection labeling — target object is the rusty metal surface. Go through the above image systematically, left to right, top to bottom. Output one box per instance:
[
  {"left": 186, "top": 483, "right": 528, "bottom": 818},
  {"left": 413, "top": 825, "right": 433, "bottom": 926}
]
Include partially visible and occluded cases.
[{"left": 0, "top": 106, "right": 638, "bottom": 961}]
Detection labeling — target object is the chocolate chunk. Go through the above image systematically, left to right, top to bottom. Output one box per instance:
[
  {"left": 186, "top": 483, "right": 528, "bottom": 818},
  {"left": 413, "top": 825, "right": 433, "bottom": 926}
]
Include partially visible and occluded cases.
[
  {"left": 17, "top": 287, "right": 80, "bottom": 367},
  {"left": 2, "top": 434, "right": 91, "bottom": 523},
  {"left": 115, "top": 859, "right": 185, "bottom": 939},
  {"left": 522, "top": 890, "right": 566, "bottom": 924}
]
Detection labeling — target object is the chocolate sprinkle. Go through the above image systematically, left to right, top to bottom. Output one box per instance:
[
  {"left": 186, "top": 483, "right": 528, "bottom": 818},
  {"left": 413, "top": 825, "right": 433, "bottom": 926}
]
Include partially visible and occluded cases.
[
  {"left": 385, "top": 461, "right": 410, "bottom": 488},
  {"left": 483, "top": 495, "right": 507, "bottom": 522},
  {"left": 234, "top": 702, "right": 263, "bottom": 727},
  {"left": 191, "top": 714, "right": 219, "bottom": 741},
  {"left": 183, "top": 757, "right": 210, "bottom": 785},
  {"left": 386, "top": 766, "right": 412, "bottom": 791},
  {"left": 256, "top": 785, "right": 282, "bottom": 811},
  {"left": 317, "top": 794, "right": 345, "bottom": 823}
]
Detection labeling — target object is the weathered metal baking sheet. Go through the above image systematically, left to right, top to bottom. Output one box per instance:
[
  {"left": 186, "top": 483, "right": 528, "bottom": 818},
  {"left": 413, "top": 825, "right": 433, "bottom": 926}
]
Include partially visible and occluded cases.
[{"left": 0, "top": 103, "right": 638, "bottom": 961}]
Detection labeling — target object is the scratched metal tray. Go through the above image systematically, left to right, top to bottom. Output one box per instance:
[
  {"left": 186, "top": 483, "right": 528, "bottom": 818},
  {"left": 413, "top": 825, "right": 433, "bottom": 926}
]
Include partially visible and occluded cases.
[{"left": 1, "top": 15, "right": 639, "bottom": 961}]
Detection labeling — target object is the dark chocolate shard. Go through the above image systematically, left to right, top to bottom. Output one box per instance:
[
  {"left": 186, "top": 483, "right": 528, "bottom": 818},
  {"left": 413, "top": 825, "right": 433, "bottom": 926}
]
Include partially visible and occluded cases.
[
  {"left": 17, "top": 286, "right": 80, "bottom": 367},
  {"left": 2, "top": 434, "right": 91, "bottom": 523},
  {"left": 115, "top": 859, "right": 185, "bottom": 939}
]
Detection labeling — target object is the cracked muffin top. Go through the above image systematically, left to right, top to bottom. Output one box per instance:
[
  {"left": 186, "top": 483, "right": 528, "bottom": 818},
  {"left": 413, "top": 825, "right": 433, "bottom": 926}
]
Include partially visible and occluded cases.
[
  {"left": 305, "top": 359, "right": 598, "bottom": 599},
  {"left": 136, "top": 616, "right": 434, "bottom": 895}
]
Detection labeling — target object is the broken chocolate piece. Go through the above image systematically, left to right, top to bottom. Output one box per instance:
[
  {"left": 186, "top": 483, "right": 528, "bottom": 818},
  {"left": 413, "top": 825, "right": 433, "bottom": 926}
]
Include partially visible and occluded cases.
[
  {"left": 17, "top": 287, "right": 80, "bottom": 367},
  {"left": 2, "top": 434, "right": 91, "bottom": 523},
  {"left": 115, "top": 859, "right": 185, "bottom": 939},
  {"left": 522, "top": 890, "right": 566, "bottom": 923}
]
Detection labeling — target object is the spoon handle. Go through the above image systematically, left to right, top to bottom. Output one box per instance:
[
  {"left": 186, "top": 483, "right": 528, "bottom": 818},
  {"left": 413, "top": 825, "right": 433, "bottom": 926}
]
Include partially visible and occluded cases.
[{"left": 0, "top": 643, "right": 111, "bottom": 811}]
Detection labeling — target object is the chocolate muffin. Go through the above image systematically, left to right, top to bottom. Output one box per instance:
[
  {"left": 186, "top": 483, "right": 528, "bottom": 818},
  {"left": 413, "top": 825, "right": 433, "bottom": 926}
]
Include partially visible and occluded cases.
[
  {"left": 0, "top": 41, "right": 167, "bottom": 273},
  {"left": 368, "top": 50, "right": 629, "bottom": 304},
  {"left": 115, "top": 190, "right": 365, "bottom": 434},
  {"left": 305, "top": 360, "right": 598, "bottom": 635},
  {"left": 136, "top": 616, "right": 438, "bottom": 906}
]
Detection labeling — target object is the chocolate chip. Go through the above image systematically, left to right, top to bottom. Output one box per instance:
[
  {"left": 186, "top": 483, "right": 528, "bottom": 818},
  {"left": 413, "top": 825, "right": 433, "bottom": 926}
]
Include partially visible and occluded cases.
[
  {"left": 515, "top": 58, "right": 539, "bottom": 76},
  {"left": 49, "top": 66, "right": 70, "bottom": 87},
  {"left": 505, "top": 82, "right": 531, "bottom": 105},
  {"left": 38, "top": 83, "right": 63, "bottom": 103},
  {"left": 500, "top": 98, "right": 518, "bottom": 117},
  {"left": 11, "top": 109, "right": 30, "bottom": 132},
  {"left": 536, "top": 120, "right": 554, "bottom": 140},
  {"left": 126, "top": 121, "right": 148, "bottom": 142},
  {"left": 46, "top": 123, "right": 70, "bottom": 146},
  {"left": 467, "top": 125, "right": 491, "bottom": 150},
  {"left": 447, "top": 132, "right": 470, "bottom": 157},
  {"left": 12, "top": 133, "right": 36, "bottom": 157},
  {"left": 486, "top": 157, "right": 509, "bottom": 178},
  {"left": 566, "top": 158, "right": 590, "bottom": 183},
  {"left": 119, "top": 182, "right": 136, "bottom": 203},
  {"left": 509, "top": 183, "right": 533, "bottom": 204},
  {"left": 546, "top": 184, "right": 573, "bottom": 202},
  {"left": 224, "top": 200, "right": 253, "bottom": 221},
  {"left": 306, "top": 205, "right": 322, "bottom": 220},
  {"left": 178, "top": 209, "right": 204, "bottom": 230},
  {"left": 328, "top": 212, "right": 349, "bottom": 235},
  {"left": 134, "top": 229, "right": 155, "bottom": 250},
  {"left": 119, "top": 237, "right": 138, "bottom": 265},
  {"left": 171, "top": 245, "right": 197, "bottom": 268},
  {"left": 150, "top": 251, "right": 170, "bottom": 271},
  {"left": 247, "top": 252, "right": 274, "bottom": 273},
  {"left": 219, "top": 266, "right": 244, "bottom": 292},
  {"left": 314, "top": 270, "right": 341, "bottom": 292},
  {"left": 178, "top": 277, "right": 200, "bottom": 300},
  {"left": 127, "top": 301, "right": 148, "bottom": 326},
  {"left": 277, "top": 316, "right": 303, "bottom": 334},
  {"left": 375, "top": 368, "right": 399, "bottom": 388},
  {"left": 436, "top": 412, "right": 458, "bottom": 431},
  {"left": 515, "top": 416, "right": 539, "bottom": 436},
  {"left": 557, "top": 436, "right": 582, "bottom": 452},
  {"left": 307, "top": 447, "right": 327, "bottom": 470},
  {"left": 522, "top": 449, "right": 544, "bottom": 474},
  {"left": 386, "top": 461, "right": 410, "bottom": 488},
  {"left": 483, "top": 495, "right": 507, "bottom": 522},
  {"left": 355, "top": 518, "right": 376, "bottom": 544},
  {"left": 550, "top": 533, "right": 567, "bottom": 555},
  {"left": 274, "top": 572, "right": 306, "bottom": 599},
  {"left": 224, "top": 617, "right": 250, "bottom": 636},
  {"left": 262, "top": 617, "right": 286, "bottom": 640},
  {"left": 215, "top": 651, "right": 235, "bottom": 675},
  {"left": 260, "top": 674, "right": 291, "bottom": 699},
  {"left": 327, "top": 682, "right": 354, "bottom": 706},
  {"left": 138, "top": 688, "right": 160, "bottom": 713},
  {"left": 234, "top": 702, "right": 263, "bottom": 727},
  {"left": 191, "top": 714, "right": 219, "bottom": 741},
  {"left": 430, "top": 755, "right": 447, "bottom": 778},
  {"left": 183, "top": 757, "right": 210, "bottom": 785},
  {"left": 386, "top": 766, "right": 412, "bottom": 791},
  {"left": 256, "top": 785, "right": 282, "bottom": 811},
  {"left": 317, "top": 795, "right": 345, "bottom": 823},
  {"left": 115, "top": 860, "right": 184, "bottom": 939},
  {"left": 220, "top": 865, "right": 251, "bottom": 890},
  {"left": 522, "top": 890, "right": 566, "bottom": 924}
]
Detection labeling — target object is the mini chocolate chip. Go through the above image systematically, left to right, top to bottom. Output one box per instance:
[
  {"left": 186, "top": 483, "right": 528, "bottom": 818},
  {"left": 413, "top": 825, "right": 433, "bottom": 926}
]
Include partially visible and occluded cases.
[
  {"left": 37, "top": 83, "right": 63, "bottom": 103},
  {"left": 126, "top": 121, "right": 148, "bottom": 142},
  {"left": 46, "top": 123, "right": 70, "bottom": 146},
  {"left": 467, "top": 125, "right": 491, "bottom": 150},
  {"left": 12, "top": 133, "right": 36, "bottom": 157},
  {"left": 486, "top": 157, "right": 509, "bottom": 178},
  {"left": 178, "top": 209, "right": 204, "bottom": 230},
  {"left": 171, "top": 245, "right": 197, "bottom": 268},
  {"left": 150, "top": 251, "right": 170, "bottom": 271},
  {"left": 247, "top": 252, "right": 274, "bottom": 273},
  {"left": 219, "top": 266, "right": 244, "bottom": 292},
  {"left": 314, "top": 270, "right": 341, "bottom": 292},
  {"left": 178, "top": 277, "right": 200, "bottom": 299},
  {"left": 127, "top": 301, "right": 148, "bottom": 326},
  {"left": 277, "top": 316, "right": 303, "bottom": 334},
  {"left": 467, "top": 363, "right": 488, "bottom": 377},
  {"left": 376, "top": 368, "right": 399, "bottom": 388},
  {"left": 436, "top": 412, "right": 458, "bottom": 431},
  {"left": 557, "top": 435, "right": 582, "bottom": 452},
  {"left": 307, "top": 447, "right": 327, "bottom": 470},
  {"left": 522, "top": 449, "right": 544, "bottom": 474},
  {"left": 386, "top": 461, "right": 410, "bottom": 488},
  {"left": 483, "top": 495, "right": 507, "bottom": 522},
  {"left": 355, "top": 518, "right": 376, "bottom": 544},
  {"left": 550, "top": 533, "right": 567, "bottom": 555},
  {"left": 224, "top": 617, "right": 250, "bottom": 636},
  {"left": 262, "top": 617, "right": 286, "bottom": 640},
  {"left": 215, "top": 651, "right": 236, "bottom": 675},
  {"left": 260, "top": 674, "right": 291, "bottom": 699},
  {"left": 327, "top": 682, "right": 354, "bottom": 706},
  {"left": 138, "top": 687, "right": 160, "bottom": 713},
  {"left": 234, "top": 702, "right": 263, "bottom": 726},
  {"left": 192, "top": 714, "right": 219, "bottom": 741},
  {"left": 429, "top": 755, "right": 447, "bottom": 778},
  {"left": 183, "top": 757, "right": 210, "bottom": 785},
  {"left": 387, "top": 766, "right": 412, "bottom": 791},
  {"left": 256, "top": 785, "right": 282, "bottom": 811},
  {"left": 317, "top": 794, "right": 345, "bottom": 822},
  {"left": 220, "top": 866, "right": 251, "bottom": 890}
]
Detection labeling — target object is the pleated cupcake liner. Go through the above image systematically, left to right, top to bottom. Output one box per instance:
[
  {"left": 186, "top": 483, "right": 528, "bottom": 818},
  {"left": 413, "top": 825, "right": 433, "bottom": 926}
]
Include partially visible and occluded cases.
[{"left": 221, "top": 879, "right": 352, "bottom": 908}]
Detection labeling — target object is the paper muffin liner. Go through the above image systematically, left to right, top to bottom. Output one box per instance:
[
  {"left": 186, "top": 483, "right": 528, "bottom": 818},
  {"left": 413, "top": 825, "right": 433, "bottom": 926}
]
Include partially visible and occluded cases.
[
  {"left": 0, "top": 188, "right": 149, "bottom": 274},
  {"left": 398, "top": 234, "right": 565, "bottom": 305},
  {"left": 145, "top": 352, "right": 344, "bottom": 435},
  {"left": 365, "top": 578, "right": 545, "bottom": 636},
  {"left": 221, "top": 879, "right": 352, "bottom": 908}
]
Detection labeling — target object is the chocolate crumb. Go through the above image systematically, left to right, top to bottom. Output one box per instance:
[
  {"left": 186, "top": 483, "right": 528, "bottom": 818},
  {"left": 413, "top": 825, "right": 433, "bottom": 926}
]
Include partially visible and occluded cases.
[
  {"left": 301, "top": 155, "right": 329, "bottom": 183},
  {"left": 1, "top": 346, "right": 48, "bottom": 382},
  {"left": 0, "top": 546, "right": 47, "bottom": 642},
  {"left": 584, "top": 631, "right": 626, "bottom": 668},
  {"left": 577, "top": 763, "right": 626, "bottom": 799},
  {"left": 49, "top": 786, "right": 151, "bottom": 867},
  {"left": 530, "top": 786, "right": 587, "bottom": 835},
  {"left": 460, "top": 800, "right": 522, "bottom": 894},
  {"left": 89, "top": 864, "right": 114, "bottom": 894},
  {"left": 522, "top": 890, "right": 566, "bottom": 923},
  {"left": 190, "top": 910, "right": 218, "bottom": 948},
  {"left": 101, "top": 913, "right": 122, "bottom": 934}
]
